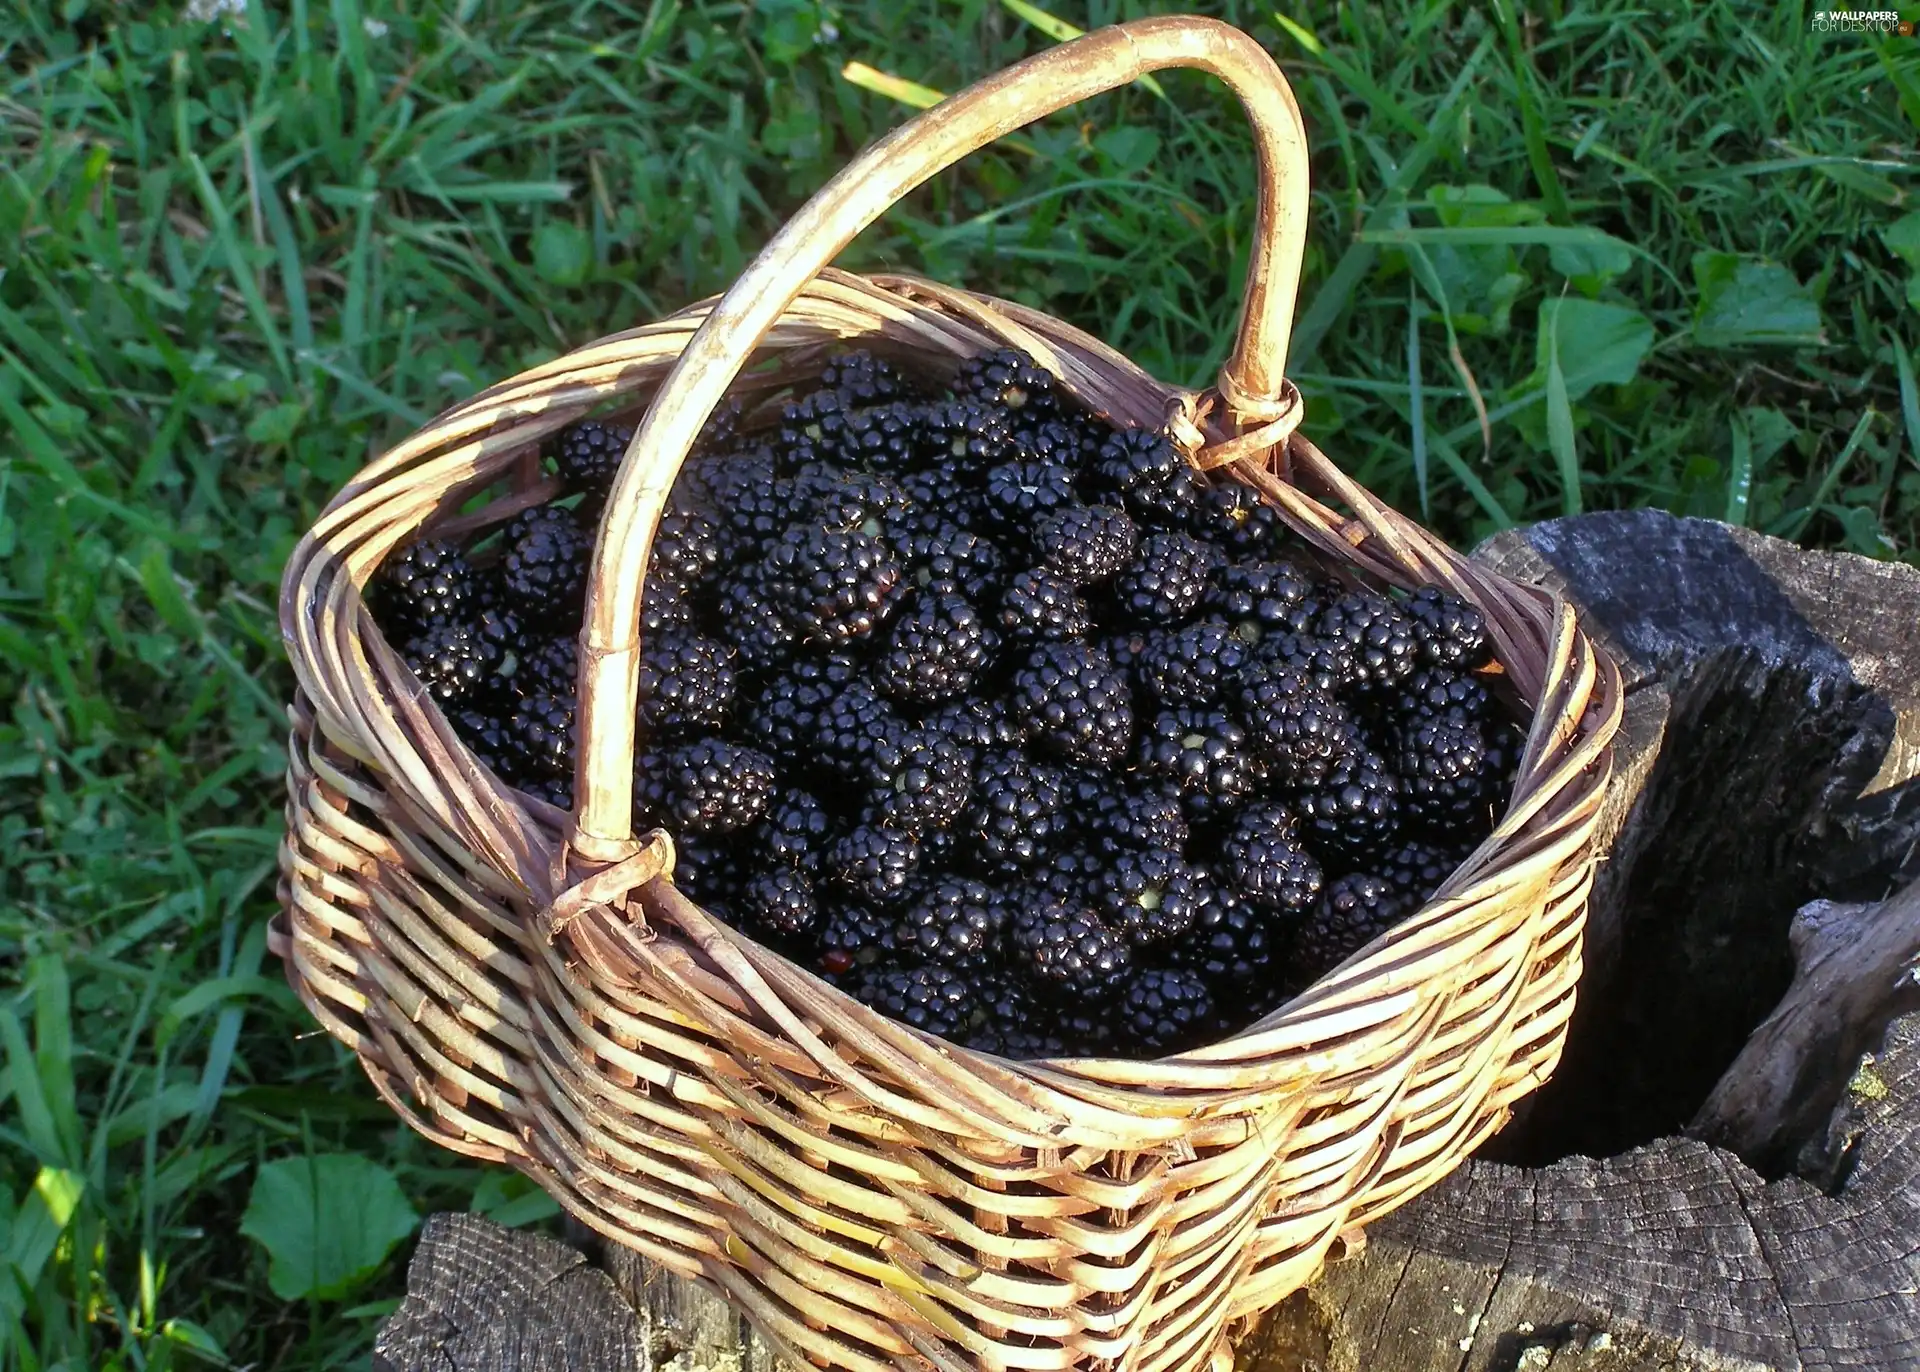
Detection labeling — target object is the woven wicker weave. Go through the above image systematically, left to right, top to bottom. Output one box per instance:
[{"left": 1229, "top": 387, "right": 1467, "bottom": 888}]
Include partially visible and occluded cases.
[{"left": 273, "top": 18, "right": 1622, "bottom": 1372}]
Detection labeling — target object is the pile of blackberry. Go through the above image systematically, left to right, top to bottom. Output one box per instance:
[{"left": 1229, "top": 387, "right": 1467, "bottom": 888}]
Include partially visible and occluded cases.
[{"left": 372, "top": 348, "right": 1518, "bottom": 1060}]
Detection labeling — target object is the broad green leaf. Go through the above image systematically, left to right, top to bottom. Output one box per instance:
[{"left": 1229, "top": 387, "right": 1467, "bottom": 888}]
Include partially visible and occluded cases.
[
  {"left": 530, "top": 222, "right": 592, "bottom": 289},
  {"left": 1549, "top": 235, "right": 1635, "bottom": 291},
  {"left": 1691, "top": 252, "right": 1825, "bottom": 349},
  {"left": 1533, "top": 298, "right": 1655, "bottom": 400},
  {"left": 1546, "top": 324, "right": 1582, "bottom": 516},
  {"left": 245, "top": 401, "right": 305, "bottom": 446},
  {"left": 240, "top": 1154, "right": 418, "bottom": 1301}
]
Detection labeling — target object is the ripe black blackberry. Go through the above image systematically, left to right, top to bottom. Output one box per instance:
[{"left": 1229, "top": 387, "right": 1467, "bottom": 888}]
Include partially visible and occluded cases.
[
  {"left": 955, "top": 346, "right": 1058, "bottom": 418},
  {"left": 817, "top": 349, "right": 909, "bottom": 407},
  {"left": 917, "top": 399, "right": 1014, "bottom": 472},
  {"left": 553, "top": 418, "right": 633, "bottom": 498},
  {"left": 1088, "top": 427, "right": 1182, "bottom": 506},
  {"left": 717, "top": 450, "right": 799, "bottom": 547},
  {"left": 981, "top": 460, "right": 1077, "bottom": 540},
  {"left": 790, "top": 463, "right": 909, "bottom": 534},
  {"left": 1191, "top": 482, "right": 1287, "bottom": 560},
  {"left": 1036, "top": 504, "right": 1136, "bottom": 586},
  {"left": 499, "top": 505, "right": 590, "bottom": 622},
  {"left": 648, "top": 505, "right": 726, "bottom": 592},
  {"left": 762, "top": 524, "right": 902, "bottom": 643},
  {"left": 897, "top": 524, "right": 1005, "bottom": 602},
  {"left": 1112, "top": 532, "right": 1219, "bottom": 624},
  {"left": 377, "top": 538, "right": 473, "bottom": 635},
  {"left": 1204, "top": 561, "right": 1314, "bottom": 634},
  {"left": 997, "top": 568, "right": 1092, "bottom": 644},
  {"left": 642, "top": 575, "right": 696, "bottom": 637},
  {"left": 716, "top": 577, "right": 800, "bottom": 669},
  {"left": 1405, "top": 586, "right": 1491, "bottom": 669},
  {"left": 1316, "top": 591, "right": 1419, "bottom": 692},
  {"left": 875, "top": 592, "right": 995, "bottom": 704},
  {"left": 1136, "top": 620, "right": 1252, "bottom": 706},
  {"left": 402, "top": 621, "right": 501, "bottom": 706},
  {"left": 1098, "top": 627, "right": 1154, "bottom": 676},
  {"left": 636, "top": 633, "right": 736, "bottom": 737},
  {"left": 511, "top": 635, "right": 577, "bottom": 702},
  {"left": 1009, "top": 641, "right": 1134, "bottom": 769},
  {"left": 740, "top": 655, "right": 859, "bottom": 762},
  {"left": 1235, "top": 665, "right": 1360, "bottom": 789},
  {"left": 1385, "top": 666, "right": 1491, "bottom": 724},
  {"left": 811, "top": 681, "right": 900, "bottom": 781},
  {"left": 504, "top": 691, "right": 575, "bottom": 780},
  {"left": 925, "top": 695, "right": 1030, "bottom": 757},
  {"left": 1134, "top": 707, "right": 1264, "bottom": 816},
  {"left": 451, "top": 708, "right": 515, "bottom": 780},
  {"left": 1393, "top": 713, "right": 1493, "bottom": 834},
  {"left": 870, "top": 730, "right": 973, "bottom": 832},
  {"left": 659, "top": 739, "right": 775, "bottom": 835},
  {"left": 965, "top": 750, "right": 1069, "bottom": 876},
  {"left": 1296, "top": 752, "right": 1402, "bottom": 861},
  {"left": 521, "top": 776, "right": 574, "bottom": 811},
  {"left": 1084, "top": 784, "right": 1190, "bottom": 856},
  {"left": 757, "top": 791, "right": 834, "bottom": 875},
  {"left": 1219, "top": 805, "right": 1323, "bottom": 914},
  {"left": 827, "top": 823, "right": 921, "bottom": 907},
  {"left": 672, "top": 833, "right": 745, "bottom": 913},
  {"left": 1375, "top": 840, "right": 1469, "bottom": 905},
  {"left": 1038, "top": 847, "right": 1105, "bottom": 907},
  {"left": 1092, "top": 847, "right": 1210, "bottom": 948},
  {"left": 737, "top": 866, "right": 819, "bottom": 938},
  {"left": 1295, "top": 874, "right": 1413, "bottom": 977},
  {"left": 893, "top": 877, "right": 1008, "bottom": 974},
  {"left": 1170, "top": 887, "right": 1277, "bottom": 989},
  {"left": 1010, "top": 902, "right": 1131, "bottom": 998},
  {"left": 817, "top": 903, "right": 896, "bottom": 973},
  {"left": 853, "top": 963, "right": 979, "bottom": 1039},
  {"left": 1114, "top": 968, "right": 1214, "bottom": 1054},
  {"left": 960, "top": 979, "right": 1060, "bottom": 1059}
]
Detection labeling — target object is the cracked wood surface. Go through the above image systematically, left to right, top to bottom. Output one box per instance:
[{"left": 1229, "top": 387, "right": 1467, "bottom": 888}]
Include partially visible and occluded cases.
[{"left": 372, "top": 513, "right": 1920, "bottom": 1372}]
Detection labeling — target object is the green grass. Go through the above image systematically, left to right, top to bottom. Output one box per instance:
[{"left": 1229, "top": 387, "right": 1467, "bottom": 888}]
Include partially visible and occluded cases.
[{"left": 2, "top": 1, "right": 1917, "bottom": 1366}]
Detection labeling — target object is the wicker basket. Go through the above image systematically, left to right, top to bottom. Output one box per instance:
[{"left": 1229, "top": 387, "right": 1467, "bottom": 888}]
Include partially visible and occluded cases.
[{"left": 273, "top": 18, "right": 1621, "bottom": 1372}]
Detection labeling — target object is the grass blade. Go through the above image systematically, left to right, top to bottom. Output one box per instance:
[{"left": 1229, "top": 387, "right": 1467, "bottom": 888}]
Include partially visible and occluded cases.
[
  {"left": 839, "top": 62, "right": 945, "bottom": 110},
  {"left": 1407, "top": 283, "right": 1429, "bottom": 518},
  {"left": 1546, "top": 318, "right": 1582, "bottom": 516},
  {"left": 1893, "top": 337, "right": 1920, "bottom": 473},
  {"left": 1725, "top": 413, "right": 1754, "bottom": 526}
]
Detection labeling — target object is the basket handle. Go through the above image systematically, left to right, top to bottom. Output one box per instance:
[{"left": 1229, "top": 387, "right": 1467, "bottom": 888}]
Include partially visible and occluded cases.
[{"left": 571, "top": 16, "right": 1311, "bottom": 861}]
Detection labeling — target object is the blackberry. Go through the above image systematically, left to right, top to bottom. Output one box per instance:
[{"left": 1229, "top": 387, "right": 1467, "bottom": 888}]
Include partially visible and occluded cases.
[
  {"left": 955, "top": 346, "right": 1058, "bottom": 417},
  {"left": 818, "top": 349, "right": 908, "bottom": 407},
  {"left": 693, "top": 397, "right": 744, "bottom": 455},
  {"left": 917, "top": 399, "right": 1014, "bottom": 471},
  {"left": 827, "top": 401, "right": 923, "bottom": 473},
  {"left": 1012, "top": 417, "right": 1101, "bottom": 469},
  {"left": 554, "top": 418, "right": 633, "bottom": 497},
  {"left": 1089, "top": 427, "right": 1183, "bottom": 502},
  {"left": 717, "top": 450, "right": 798, "bottom": 548},
  {"left": 982, "top": 460, "right": 1077, "bottom": 540},
  {"left": 888, "top": 462, "right": 984, "bottom": 544},
  {"left": 790, "top": 463, "right": 909, "bottom": 533},
  {"left": 1191, "top": 482, "right": 1287, "bottom": 560},
  {"left": 1037, "top": 504, "right": 1136, "bottom": 586},
  {"left": 500, "top": 505, "right": 590, "bottom": 621},
  {"left": 649, "top": 505, "right": 726, "bottom": 592},
  {"left": 763, "top": 524, "right": 903, "bottom": 643},
  {"left": 898, "top": 524, "right": 1005, "bottom": 601},
  {"left": 1112, "top": 532, "right": 1219, "bottom": 624},
  {"left": 377, "top": 538, "right": 473, "bottom": 634},
  {"left": 1204, "top": 561, "right": 1314, "bottom": 634},
  {"left": 998, "top": 568, "right": 1093, "bottom": 644},
  {"left": 643, "top": 575, "right": 697, "bottom": 637},
  {"left": 716, "top": 578, "right": 800, "bottom": 669},
  {"left": 1405, "top": 587, "right": 1492, "bottom": 669},
  {"left": 876, "top": 592, "right": 995, "bottom": 704},
  {"left": 1317, "top": 592, "right": 1419, "bottom": 691},
  {"left": 402, "top": 621, "right": 502, "bottom": 706},
  {"left": 1137, "top": 621, "right": 1253, "bottom": 706},
  {"left": 1099, "top": 627, "right": 1154, "bottom": 676},
  {"left": 636, "top": 633, "right": 736, "bottom": 737},
  {"left": 512, "top": 635, "right": 577, "bottom": 702},
  {"left": 1010, "top": 642, "right": 1134, "bottom": 769},
  {"left": 741, "top": 655, "right": 860, "bottom": 762},
  {"left": 1235, "top": 665, "right": 1360, "bottom": 790},
  {"left": 1386, "top": 666, "right": 1491, "bottom": 724},
  {"left": 811, "top": 681, "right": 900, "bottom": 781},
  {"left": 504, "top": 691, "right": 575, "bottom": 779},
  {"left": 925, "top": 696, "right": 1030, "bottom": 757},
  {"left": 451, "top": 708, "right": 515, "bottom": 779},
  {"left": 1134, "top": 708, "right": 1264, "bottom": 816},
  {"left": 1394, "top": 713, "right": 1493, "bottom": 834},
  {"left": 870, "top": 730, "right": 973, "bottom": 832},
  {"left": 659, "top": 739, "right": 776, "bottom": 835},
  {"left": 964, "top": 751, "right": 1069, "bottom": 875},
  {"left": 1296, "top": 753, "right": 1402, "bottom": 861},
  {"left": 521, "top": 775, "right": 574, "bottom": 811},
  {"left": 1085, "top": 784, "right": 1190, "bottom": 856},
  {"left": 756, "top": 791, "right": 834, "bottom": 875},
  {"left": 1219, "top": 805, "right": 1323, "bottom": 914},
  {"left": 827, "top": 824, "right": 921, "bottom": 907},
  {"left": 672, "top": 833, "right": 745, "bottom": 912},
  {"left": 1375, "top": 840, "right": 1468, "bottom": 905},
  {"left": 1037, "top": 847, "right": 1105, "bottom": 907},
  {"left": 1092, "top": 848, "right": 1210, "bottom": 948},
  {"left": 737, "top": 866, "right": 819, "bottom": 938},
  {"left": 1295, "top": 874, "right": 1414, "bottom": 977},
  {"left": 893, "top": 878, "right": 1008, "bottom": 974},
  {"left": 1171, "top": 887, "right": 1278, "bottom": 990},
  {"left": 1010, "top": 902, "right": 1131, "bottom": 998},
  {"left": 817, "top": 903, "right": 897, "bottom": 973},
  {"left": 854, "top": 963, "right": 979, "bottom": 1039},
  {"left": 1114, "top": 969, "right": 1214, "bottom": 1054},
  {"left": 960, "top": 979, "right": 1059, "bottom": 1059},
  {"left": 1045, "top": 1003, "right": 1116, "bottom": 1058}
]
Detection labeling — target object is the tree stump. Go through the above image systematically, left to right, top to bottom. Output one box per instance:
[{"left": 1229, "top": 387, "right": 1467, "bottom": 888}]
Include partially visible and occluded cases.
[{"left": 371, "top": 511, "right": 1920, "bottom": 1372}]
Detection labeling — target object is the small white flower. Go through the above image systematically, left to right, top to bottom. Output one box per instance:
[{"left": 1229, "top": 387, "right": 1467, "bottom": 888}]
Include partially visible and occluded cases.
[
  {"left": 185, "top": 0, "right": 247, "bottom": 22},
  {"left": 364, "top": 17, "right": 389, "bottom": 37}
]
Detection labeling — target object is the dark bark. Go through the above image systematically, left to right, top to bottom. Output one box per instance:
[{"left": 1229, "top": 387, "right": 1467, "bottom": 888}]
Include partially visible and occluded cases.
[{"left": 375, "top": 512, "right": 1920, "bottom": 1372}]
